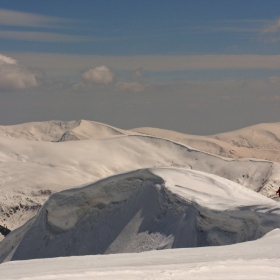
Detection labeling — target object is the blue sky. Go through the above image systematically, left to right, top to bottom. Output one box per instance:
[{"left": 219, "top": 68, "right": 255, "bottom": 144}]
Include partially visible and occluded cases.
[
  {"left": 1, "top": 0, "right": 280, "bottom": 55},
  {"left": 1, "top": 1, "right": 280, "bottom": 134}
]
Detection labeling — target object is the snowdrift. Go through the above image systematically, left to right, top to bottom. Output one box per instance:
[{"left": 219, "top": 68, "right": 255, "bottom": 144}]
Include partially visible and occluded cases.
[{"left": 1, "top": 168, "right": 280, "bottom": 262}]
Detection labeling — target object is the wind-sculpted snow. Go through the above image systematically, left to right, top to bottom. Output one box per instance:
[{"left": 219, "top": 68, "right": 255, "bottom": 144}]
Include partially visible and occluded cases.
[{"left": 1, "top": 168, "right": 280, "bottom": 262}]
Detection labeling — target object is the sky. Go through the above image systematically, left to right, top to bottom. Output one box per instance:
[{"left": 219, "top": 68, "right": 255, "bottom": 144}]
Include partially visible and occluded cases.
[{"left": 1, "top": 0, "right": 280, "bottom": 134}]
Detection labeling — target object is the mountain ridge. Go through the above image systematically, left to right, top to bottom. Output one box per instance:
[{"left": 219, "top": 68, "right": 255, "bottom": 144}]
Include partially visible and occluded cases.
[
  {"left": 0, "top": 119, "right": 133, "bottom": 142},
  {"left": 1, "top": 120, "right": 280, "bottom": 240},
  {"left": 132, "top": 122, "right": 280, "bottom": 162}
]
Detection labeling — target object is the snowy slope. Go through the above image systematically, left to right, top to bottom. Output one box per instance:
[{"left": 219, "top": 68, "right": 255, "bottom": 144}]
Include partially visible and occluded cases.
[
  {"left": 4, "top": 119, "right": 280, "bottom": 161},
  {"left": 0, "top": 120, "right": 130, "bottom": 142},
  {"left": 1, "top": 120, "right": 280, "bottom": 279},
  {"left": 133, "top": 122, "right": 280, "bottom": 162},
  {"left": 1, "top": 133, "right": 280, "bottom": 238},
  {"left": 1, "top": 167, "right": 280, "bottom": 263},
  {"left": 1, "top": 229, "right": 280, "bottom": 279}
]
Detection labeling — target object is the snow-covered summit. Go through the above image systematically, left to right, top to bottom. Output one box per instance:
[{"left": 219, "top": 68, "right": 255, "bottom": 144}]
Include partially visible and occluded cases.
[
  {"left": 3, "top": 119, "right": 280, "bottom": 162},
  {"left": 0, "top": 120, "right": 130, "bottom": 142}
]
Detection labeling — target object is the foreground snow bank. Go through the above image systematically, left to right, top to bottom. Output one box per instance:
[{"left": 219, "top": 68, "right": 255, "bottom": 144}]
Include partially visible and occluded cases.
[
  {"left": 1, "top": 168, "right": 280, "bottom": 262},
  {"left": 0, "top": 229, "right": 280, "bottom": 279}
]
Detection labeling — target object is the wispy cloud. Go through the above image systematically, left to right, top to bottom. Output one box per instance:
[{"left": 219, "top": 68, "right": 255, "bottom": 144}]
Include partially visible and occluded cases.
[
  {"left": 0, "top": 9, "right": 70, "bottom": 28},
  {"left": 0, "top": 9, "right": 89, "bottom": 44},
  {"left": 258, "top": 18, "right": 280, "bottom": 43},
  {"left": 262, "top": 18, "right": 280, "bottom": 33},
  {"left": 165, "top": 19, "right": 266, "bottom": 35},
  {"left": 171, "top": 19, "right": 280, "bottom": 45},
  {"left": 187, "top": 26, "right": 259, "bottom": 34},
  {"left": 0, "top": 30, "right": 91, "bottom": 42},
  {"left": 11, "top": 53, "right": 280, "bottom": 76},
  {"left": 131, "top": 68, "right": 147, "bottom": 81},
  {"left": 115, "top": 81, "right": 147, "bottom": 92}
]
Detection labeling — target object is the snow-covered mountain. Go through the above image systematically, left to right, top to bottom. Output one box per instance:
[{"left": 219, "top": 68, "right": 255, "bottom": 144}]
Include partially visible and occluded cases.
[
  {"left": 4, "top": 119, "right": 280, "bottom": 162},
  {"left": 0, "top": 120, "right": 130, "bottom": 142},
  {"left": 1, "top": 120, "right": 280, "bottom": 278},
  {"left": 1, "top": 121, "right": 280, "bottom": 238},
  {"left": 133, "top": 122, "right": 280, "bottom": 162}
]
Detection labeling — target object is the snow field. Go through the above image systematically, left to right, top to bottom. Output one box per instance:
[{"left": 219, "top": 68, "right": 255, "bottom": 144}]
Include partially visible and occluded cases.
[{"left": 0, "top": 229, "right": 280, "bottom": 279}]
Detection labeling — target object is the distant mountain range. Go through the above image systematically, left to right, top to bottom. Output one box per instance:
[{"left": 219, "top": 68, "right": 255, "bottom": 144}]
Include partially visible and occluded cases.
[{"left": 0, "top": 120, "right": 280, "bottom": 264}]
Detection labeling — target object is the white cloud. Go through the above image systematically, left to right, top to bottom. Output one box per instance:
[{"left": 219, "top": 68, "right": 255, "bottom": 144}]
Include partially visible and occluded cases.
[
  {"left": 0, "top": 54, "right": 40, "bottom": 90},
  {"left": 0, "top": 54, "right": 17, "bottom": 65},
  {"left": 81, "top": 65, "right": 115, "bottom": 85}
]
